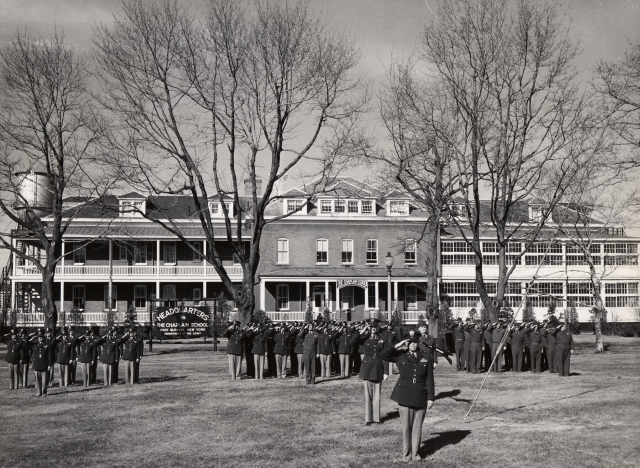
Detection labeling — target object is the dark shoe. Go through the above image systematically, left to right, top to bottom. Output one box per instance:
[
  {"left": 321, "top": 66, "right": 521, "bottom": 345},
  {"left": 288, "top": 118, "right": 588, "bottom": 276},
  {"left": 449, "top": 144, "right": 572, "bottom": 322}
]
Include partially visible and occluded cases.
[{"left": 365, "top": 422, "right": 372, "bottom": 426}]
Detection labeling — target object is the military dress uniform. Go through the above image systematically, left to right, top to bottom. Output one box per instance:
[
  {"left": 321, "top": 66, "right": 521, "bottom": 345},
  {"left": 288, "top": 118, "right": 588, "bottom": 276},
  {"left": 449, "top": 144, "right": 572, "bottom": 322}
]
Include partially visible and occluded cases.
[
  {"left": 447, "top": 324, "right": 466, "bottom": 371},
  {"left": 482, "top": 324, "right": 493, "bottom": 371},
  {"left": 224, "top": 325, "right": 245, "bottom": 380},
  {"left": 491, "top": 325, "right": 506, "bottom": 372},
  {"left": 381, "top": 326, "right": 397, "bottom": 376},
  {"left": 468, "top": 326, "right": 484, "bottom": 373},
  {"left": 249, "top": 327, "right": 270, "bottom": 380},
  {"left": 300, "top": 327, "right": 321, "bottom": 385},
  {"left": 337, "top": 327, "right": 359, "bottom": 377},
  {"left": 509, "top": 327, "right": 527, "bottom": 372},
  {"left": 546, "top": 327, "right": 558, "bottom": 373},
  {"left": 273, "top": 328, "right": 291, "bottom": 379},
  {"left": 529, "top": 328, "right": 543, "bottom": 373},
  {"left": 555, "top": 328, "right": 575, "bottom": 377},
  {"left": 294, "top": 329, "right": 306, "bottom": 378},
  {"left": 318, "top": 329, "right": 337, "bottom": 378},
  {"left": 358, "top": 330, "right": 385, "bottom": 424},
  {"left": 67, "top": 331, "right": 79, "bottom": 385},
  {"left": 19, "top": 332, "right": 32, "bottom": 388},
  {"left": 122, "top": 333, "right": 142, "bottom": 384},
  {"left": 5, "top": 334, "right": 23, "bottom": 389},
  {"left": 55, "top": 335, "right": 75, "bottom": 387},
  {"left": 31, "top": 336, "right": 51, "bottom": 396},
  {"left": 99, "top": 336, "right": 118, "bottom": 386},
  {"left": 78, "top": 337, "right": 97, "bottom": 387},
  {"left": 380, "top": 344, "right": 435, "bottom": 462}
]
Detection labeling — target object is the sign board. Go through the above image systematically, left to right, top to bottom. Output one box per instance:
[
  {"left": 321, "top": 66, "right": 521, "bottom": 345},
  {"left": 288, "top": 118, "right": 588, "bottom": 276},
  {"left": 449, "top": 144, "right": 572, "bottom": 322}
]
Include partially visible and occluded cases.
[
  {"left": 337, "top": 279, "right": 368, "bottom": 290},
  {"left": 155, "top": 305, "right": 210, "bottom": 337}
]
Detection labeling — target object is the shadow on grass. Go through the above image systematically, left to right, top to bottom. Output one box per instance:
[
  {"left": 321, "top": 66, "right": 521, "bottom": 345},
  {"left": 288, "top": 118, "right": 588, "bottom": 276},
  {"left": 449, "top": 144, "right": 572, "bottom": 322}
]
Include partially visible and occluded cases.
[
  {"left": 158, "top": 349, "right": 212, "bottom": 355},
  {"left": 569, "top": 372, "right": 582, "bottom": 376},
  {"left": 138, "top": 376, "right": 188, "bottom": 384},
  {"left": 54, "top": 387, "right": 104, "bottom": 396},
  {"left": 436, "top": 389, "right": 461, "bottom": 400},
  {"left": 380, "top": 410, "right": 400, "bottom": 423},
  {"left": 419, "top": 429, "right": 471, "bottom": 457}
]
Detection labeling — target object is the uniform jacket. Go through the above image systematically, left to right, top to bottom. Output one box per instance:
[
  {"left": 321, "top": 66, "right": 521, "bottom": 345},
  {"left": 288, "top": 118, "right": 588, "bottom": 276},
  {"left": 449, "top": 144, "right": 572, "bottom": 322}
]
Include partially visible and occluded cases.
[
  {"left": 491, "top": 327, "right": 506, "bottom": 344},
  {"left": 224, "top": 328, "right": 245, "bottom": 356},
  {"left": 468, "top": 328, "right": 484, "bottom": 344},
  {"left": 483, "top": 328, "right": 493, "bottom": 346},
  {"left": 540, "top": 328, "right": 548, "bottom": 346},
  {"left": 546, "top": 328, "right": 558, "bottom": 346},
  {"left": 250, "top": 329, "right": 271, "bottom": 356},
  {"left": 300, "top": 329, "right": 321, "bottom": 354},
  {"left": 381, "top": 329, "right": 397, "bottom": 350},
  {"left": 510, "top": 329, "right": 529, "bottom": 348},
  {"left": 273, "top": 330, "right": 291, "bottom": 355},
  {"left": 336, "top": 330, "right": 359, "bottom": 354},
  {"left": 529, "top": 330, "right": 542, "bottom": 346},
  {"left": 555, "top": 330, "right": 575, "bottom": 350},
  {"left": 294, "top": 331, "right": 306, "bottom": 354},
  {"left": 318, "top": 331, "right": 337, "bottom": 355},
  {"left": 417, "top": 333, "right": 438, "bottom": 363},
  {"left": 358, "top": 334, "right": 385, "bottom": 381},
  {"left": 122, "top": 336, "right": 142, "bottom": 361},
  {"left": 5, "top": 339, "right": 22, "bottom": 364},
  {"left": 20, "top": 339, "right": 32, "bottom": 364},
  {"left": 56, "top": 339, "right": 76, "bottom": 364},
  {"left": 78, "top": 339, "right": 97, "bottom": 364},
  {"left": 99, "top": 339, "right": 119, "bottom": 364},
  {"left": 31, "top": 342, "right": 52, "bottom": 371},
  {"left": 380, "top": 346, "right": 435, "bottom": 407}
]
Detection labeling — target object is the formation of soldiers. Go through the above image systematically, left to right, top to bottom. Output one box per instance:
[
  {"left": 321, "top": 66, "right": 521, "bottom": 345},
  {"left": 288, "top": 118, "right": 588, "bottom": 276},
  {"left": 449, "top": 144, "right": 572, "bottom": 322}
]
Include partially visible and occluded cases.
[
  {"left": 445, "top": 315, "right": 576, "bottom": 376},
  {"left": 223, "top": 316, "right": 449, "bottom": 383},
  {"left": 3, "top": 325, "right": 146, "bottom": 396}
]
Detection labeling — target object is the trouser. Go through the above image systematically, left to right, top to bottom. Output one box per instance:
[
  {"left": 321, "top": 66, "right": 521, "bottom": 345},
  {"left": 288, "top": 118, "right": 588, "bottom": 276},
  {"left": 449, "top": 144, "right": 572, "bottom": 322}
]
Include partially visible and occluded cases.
[
  {"left": 454, "top": 340, "right": 464, "bottom": 370},
  {"left": 464, "top": 341, "right": 471, "bottom": 372},
  {"left": 470, "top": 342, "right": 482, "bottom": 373},
  {"left": 483, "top": 343, "right": 492, "bottom": 370},
  {"left": 491, "top": 343, "right": 503, "bottom": 372},
  {"left": 504, "top": 344, "right": 512, "bottom": 371},
  {"left": 530, "top": 344, "right": 542, "bottom": 373},
  {"left": 523, "top": 345, "right": 530, "bottom": 371},
  {"left": 541, "top": 345, "right": 548, "bottom": 371},
  {"left": 547, "top": 345, "right": 557, "bottom": 372},
  {"left": 512, "top": 346, "right": 523, "bottom": 372},
  {"left": 556, "top": 346, "right": 571, "bottom": 376},
  {"left": 245, "top": 351, "right": 255, "bottom": 378},
  {"left": 303, "top": 351, "right": 316, "bottom": 384},
  {"left": 351, "top": 351, "right": 361, "bottom": 374},
  {"left": 267, "top": 352, "right": 276, "bottom": 377},
  {"left": 290, "top": 352, "right": 298, "bottom": 376},
  {"left": 297, "top": 353, "right": 305, "bottom": 378},
  {"left": 339, "top": 353, "right": 350, "bottom": 376},
  {"left": 228, "top": 354, "right": 243, "bottom": 380},
  {"left": 253, "top": 354, "right": 265, "bottom": 380},
  {"left": 275, "top": 354, "right": 287, "bottom": 378},
  {"left": 319, "top": 354, "right": 332, "bottom": 377},
  {"left": 125, "top": 360, "right": 136, "bottom": 384},
  {"left": 134, "top": 360, "right": 140, "bottom": 383},
  {"left": 69, "top": 361, "right": 77, "bottom": 385},
  {"left": 90, "top": 361, "right": 97, "bottom": 385},
  {"left": 112, "top": 361, "right": 119, "bottom": 384},
  {"left": 81, "top": 362, "right": 91, "bottom": 387},
  {"left": 9, "top": 363, "right": 20, "bottom": 389},
  {"left": 21, "top": 363, "right": 30, "bottom": 387},
  {"left": 58, "top": 363, "right": 69, "bottom": 387},
  {"left": 48, "top": 364, "right": 55, "bottom": 386},
  {"left": 102, "top": 364, "right": 112, "bottom": 386},
  {"left": 35, "top": 370, "right": 48, "bottom": 396},
  {"left": 363, "top": 380, "right": 381, "bottom": 423},
  {"left": 399, "top": 405, "right": 427, "bottom": 461}
]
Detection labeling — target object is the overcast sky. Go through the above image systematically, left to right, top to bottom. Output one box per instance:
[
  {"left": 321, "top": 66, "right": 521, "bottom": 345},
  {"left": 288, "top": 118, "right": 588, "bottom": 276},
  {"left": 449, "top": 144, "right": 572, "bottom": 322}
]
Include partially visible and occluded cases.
[{"left": 0, "top": 0, "right": 638, "bottom": 252}]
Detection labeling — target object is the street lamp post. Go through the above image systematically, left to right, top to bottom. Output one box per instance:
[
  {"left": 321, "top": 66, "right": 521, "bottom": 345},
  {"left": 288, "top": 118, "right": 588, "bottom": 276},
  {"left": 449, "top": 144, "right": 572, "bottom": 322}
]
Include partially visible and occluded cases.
[{"left": 384, "top": 252, "right": 394, "bottom": 322}]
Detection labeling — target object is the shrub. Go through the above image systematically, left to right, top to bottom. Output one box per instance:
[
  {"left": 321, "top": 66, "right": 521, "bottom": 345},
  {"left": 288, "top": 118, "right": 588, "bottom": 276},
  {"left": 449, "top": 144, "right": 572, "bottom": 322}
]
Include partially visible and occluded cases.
[{"left": 468, "top": 307, "right": 478, "bottom": 322}]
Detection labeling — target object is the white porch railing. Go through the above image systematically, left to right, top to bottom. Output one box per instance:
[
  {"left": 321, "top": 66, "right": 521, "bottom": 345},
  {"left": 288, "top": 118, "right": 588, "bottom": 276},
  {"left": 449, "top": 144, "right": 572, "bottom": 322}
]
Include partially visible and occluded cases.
[
  {"left": 14, "top": 264, "right": 244, "bottom": 278},
  {"left": 16, "top": 311, "right": 152, "bottom": 326},
  {"left": 266, "top": 311, "right": 307, "bottom": 322},
  {"left": 403, "top": 311, "right": 423, "bottom": 323}
]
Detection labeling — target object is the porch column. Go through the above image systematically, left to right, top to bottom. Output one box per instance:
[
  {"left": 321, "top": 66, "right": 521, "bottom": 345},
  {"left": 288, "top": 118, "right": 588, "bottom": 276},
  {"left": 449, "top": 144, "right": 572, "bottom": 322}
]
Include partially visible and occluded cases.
[
  {"left": 61, "top": 240, "right": 65, "bottom": 272},
  {"left": 156, "top": 240, "right": 161, "bottom": 276},
  {"left": 202, "top": 240, "right": 207, "bottom": 276},
  {"left": 11, "top": 278, "right": 16, "bottom": 311},
  {"left": 203, "top": 280, "right": 207, "bottom": 301},
  {"left": 260, "top": 280, "right": 266, "bottom": 311},
  {"left": 324, "top": 280, "right": 329, "bottom": 310},
  {"left": 60, "top": 281, "right": 65, "bottom": 326},
  {"left": 156, "top": 281, "right": 160, "bottom": 303},
  {"left": 305, "top": 281, "right": 310, "bottom": 302},
  {"left": 374, "top": 281, "right": 379, "bottom": 309},
  {"left": 394, "top": 281, "right": 398, "bottom": 310},
  {"left": 364, "top": 283, "right": 369, "bottom": 311}
]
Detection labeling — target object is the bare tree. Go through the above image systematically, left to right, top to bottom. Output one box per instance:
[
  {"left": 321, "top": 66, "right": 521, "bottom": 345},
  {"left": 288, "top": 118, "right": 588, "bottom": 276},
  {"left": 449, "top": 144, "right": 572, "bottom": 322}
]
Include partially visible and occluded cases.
[
  {"left": 93, "top": 0, "right": 366, "bottom": 324},
  {"left": 420, "top": 0, "right": 607, "bottom": 321},
  {"left": 0, "top": 32, "right": 111, "bottom": 330}
]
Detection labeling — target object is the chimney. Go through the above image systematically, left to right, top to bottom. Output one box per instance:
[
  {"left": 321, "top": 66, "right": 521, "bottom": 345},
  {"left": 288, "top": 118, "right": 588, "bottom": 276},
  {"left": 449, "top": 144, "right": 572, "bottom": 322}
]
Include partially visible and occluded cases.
[{"left": 244, "top": 178, "right": 262, "bottom": 197}]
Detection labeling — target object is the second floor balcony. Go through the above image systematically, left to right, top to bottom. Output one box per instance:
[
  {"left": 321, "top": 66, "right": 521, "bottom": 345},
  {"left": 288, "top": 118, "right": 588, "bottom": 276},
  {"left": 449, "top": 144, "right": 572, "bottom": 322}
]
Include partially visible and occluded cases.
[{"left": 13, "top": 264, "right": 244, "bottom": 279}]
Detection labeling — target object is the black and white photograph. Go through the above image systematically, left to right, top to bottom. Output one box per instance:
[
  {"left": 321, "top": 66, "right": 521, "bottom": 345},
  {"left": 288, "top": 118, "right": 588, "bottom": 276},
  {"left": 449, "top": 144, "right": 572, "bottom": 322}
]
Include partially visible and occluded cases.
[{"left": 0, "top": 0, "right": 639, "bottom": 466}]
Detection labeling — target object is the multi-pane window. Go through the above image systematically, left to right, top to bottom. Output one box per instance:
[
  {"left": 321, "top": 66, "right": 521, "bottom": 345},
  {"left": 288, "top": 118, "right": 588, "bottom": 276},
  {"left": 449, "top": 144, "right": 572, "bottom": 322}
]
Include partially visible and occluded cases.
[
  {"left": 287, "top": 199, "right": 304, "bottom": 214},
  {"left": 120, "top": 200, "right": 143, "bottom": 217},
  {"left": 321, "top": 200, "right": 333, "bottom": 214},
  {"left": 335, "top": 200, "right": 346, "bottom": 213},
  {"left": 361, "top": 200, "right": 373, "bottom": 214},
  {"left": 348, "top": 201, "right": 359, "bottom": 214},
  {"left": 389, "top": 201, "right": 409, "bottom": 215},
  {"left": 210, "top": 202, "right": 232, "bottom": 217},
  {"left": 277, "top": 238, "right": 289, "bottom": 264},
  {"left": 316, "top": 239, "right": 328, "bottom": 264},
  {"left": 342, "top": 239, "right": 354, "bottom": 264},
  {"left": 366, "top": 239, "right": 378, "bottom": 264},
  {"left": 405, "top": 239, "right": 417, "bottom": 265},
  {"left": 134, "top": 242, "right": 147, "bottom": 264},
  {"left": 164, "top": 242, "right": 176, "bottom": 264},
  {"left": 192, "top": 242, "right": 202, "bottom": 261},
  {"left": 441, "top": 242, "right": 474, "bottom": 252},
  {"left": 73, "top": 243, "right": 86, "bottom": 264},
  {"left": 524, "top": 243, "right": 562, "bottom": 265},
  {"left": 604, "top": 243, "right": 638, "bottom": 265},
  {"left": 526, "top": 282, "right": 563, "bottom": 308},
  {"left": 605, "top": 282, "right": 639, "bottom": 307},
  {"left": 567, "top": 283, "right": 595, "bottom": 308},
  {"left": 162, "top": 284, "right": 177, "bottom": 307},
  {"left": 277, "top": 284, "right": 289, "bottom": 311},
  {"left": 367, "top": 284, "right": 376, "bottom": 309},
  {"left": 405, "top": 284, "right": 417, "bottom": 310},
  {"left": 73, "top": 285, "right": 85, "bottom": 309},
  {"left": 103, "top": 285, "right": 117, "bottom": 311},
  {"left": 134, "top": 285, "right": 147, "bottom": 309},
  {"left": 341, "top": 286, "right": 354, "bottom": 309},
  {"left": 193, "top": 288, "right": 202, "bottom": 305}
]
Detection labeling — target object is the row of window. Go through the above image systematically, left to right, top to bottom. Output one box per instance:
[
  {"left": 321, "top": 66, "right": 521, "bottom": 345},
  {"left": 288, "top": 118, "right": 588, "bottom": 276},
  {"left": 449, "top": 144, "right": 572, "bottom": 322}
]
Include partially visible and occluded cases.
[
  {"left": 276, "top": 238, "right": 417, "bottom": 265},
  {"left": 442, "top": 242, "right": 638, "bottom": 254},
  {"left": 70, "top": 284, "right": 205, "bottom": 311}
]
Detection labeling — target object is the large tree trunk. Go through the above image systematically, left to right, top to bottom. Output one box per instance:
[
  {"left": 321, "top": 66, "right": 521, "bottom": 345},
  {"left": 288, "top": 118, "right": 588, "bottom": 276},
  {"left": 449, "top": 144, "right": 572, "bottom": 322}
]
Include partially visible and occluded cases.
[
  {"left": 425, "top": 216, "right": 440, "bottom": 337},
  {"left": 41, "top": 266, "right": 58, "bottom": 331},
  {"left": 238, "top": 270, "right": 256, "bottom": 327},
  {"left": 592, "top": 274, "right": 605, "bottom": 352}
]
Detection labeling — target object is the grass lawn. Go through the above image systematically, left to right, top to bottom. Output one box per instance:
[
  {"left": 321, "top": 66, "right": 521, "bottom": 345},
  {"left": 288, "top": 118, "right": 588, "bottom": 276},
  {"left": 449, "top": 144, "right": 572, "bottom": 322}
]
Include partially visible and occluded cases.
[{"left": 1, "top": 334, "right": 639, "bottom": 468}]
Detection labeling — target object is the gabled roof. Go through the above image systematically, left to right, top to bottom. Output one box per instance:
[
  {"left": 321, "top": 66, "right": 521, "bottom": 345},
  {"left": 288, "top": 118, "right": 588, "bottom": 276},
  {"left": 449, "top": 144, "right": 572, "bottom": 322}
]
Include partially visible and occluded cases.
[
  {"left": 280, "top": 187, "right": 308, "bottom": 197},
  {"left": 117, "top": 192, "right": 146, "bottom": 199}
]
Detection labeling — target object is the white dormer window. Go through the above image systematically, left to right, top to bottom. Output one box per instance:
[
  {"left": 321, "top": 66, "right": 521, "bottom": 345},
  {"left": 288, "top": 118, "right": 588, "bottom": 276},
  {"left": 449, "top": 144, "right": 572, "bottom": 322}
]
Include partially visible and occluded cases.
[
  {"left": 285, "top": 199, "right": 307, "bottom": 215},
  {"left": 120, "top": 200, "right": 145, "bottom": 217},
  {"left": 320, "top": 200, "right": 333, "bottom": 214},
  {"left": 335, "top": 200, "right": 346, "bottom": 214},
  {"left": 361, "top": 200, "right": 373, "bottom": 215},
  {"left": 210, "top": 201, "right": 233, "bottom": 218},
  {"left": 348, "top": 201, "right": 359, "bottom": 214},
  {"left": 388, "top": 201, "right": 409, "bottom": 216},
  {"left": 529, "top": 205, "right": 546, "bottom": 222}
]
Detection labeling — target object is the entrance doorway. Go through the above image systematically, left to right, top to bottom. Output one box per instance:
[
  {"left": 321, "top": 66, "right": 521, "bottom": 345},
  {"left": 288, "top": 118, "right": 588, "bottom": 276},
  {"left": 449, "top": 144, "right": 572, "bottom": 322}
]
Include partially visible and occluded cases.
[{"left": 313, "top": 285, "right": 325, "bottom": 312}]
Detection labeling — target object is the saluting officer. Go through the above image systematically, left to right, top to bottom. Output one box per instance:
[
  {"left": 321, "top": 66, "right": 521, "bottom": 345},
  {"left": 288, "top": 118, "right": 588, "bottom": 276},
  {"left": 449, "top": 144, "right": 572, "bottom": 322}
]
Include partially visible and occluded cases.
[
  {"left": 446, "top": 320, "right": 466, "bottom": 371},
  {"left": 224, "top": 321, "right": 244, "bottom": 380},
  {"left": 273, "top": 322, "right": 291, "bottom": 379},
  {"left": 336, "top": 322, "right": 358, "bottom": 377},
  {"left": 468, "top": 322, "right": 484, "bottom": 373},
  {"left": 491, "top": 322, "right": 506, "bottom": 372},
  {"left": 300, "top": 323, "right": 321, "bottom": 385},
  {"left": 358, "top": 323, "right": 385, "bottom": 425},
  {"left": 509, "top": 323, "right": 527, "bottom": 372},
  {"left": 529, "top": 323, "right": 543, "bottom": 373},
  {"left": 248, "top": 324, "right": 270, "bottom": 380},
  {"left": 294, "top": 324, "right": 306, "bottom": 379},
  {"left": 318, "top": 324, "right": 337, "bottom": 378},
  {"left": 381, "top": 324, "right": 397, "bottom": 378},
  {"left": 555, "top": 324, "right": 575, "bottom": 377},
  {"left": 67, "top": 327, "right": 79, "bottom": 385},
  {"left": 122, "top": 327, "right": 142, "bottom": 384},
  {"left": 44, "top": 328, "right": 56, "bottom": 386},
  {"left": 55, "top": 328, "right": 74, "bottom": 387},
  {"left": 5, "top": 329, "right": 23, "bottom": 389},
  {"left": 19, "top": 329, "right": 31, "bottom": 388},
  {"left": 78, "top": 329, "right": 97, "bottom": 387},
  {"left": 31, "top": 330, "right": 52, "bottom": 396},
  {"left": 98, "top": 330, "right": 118, "bottom": 386},
  {"left": 381, "top": 337, "right": 435, "bottom": 462}
]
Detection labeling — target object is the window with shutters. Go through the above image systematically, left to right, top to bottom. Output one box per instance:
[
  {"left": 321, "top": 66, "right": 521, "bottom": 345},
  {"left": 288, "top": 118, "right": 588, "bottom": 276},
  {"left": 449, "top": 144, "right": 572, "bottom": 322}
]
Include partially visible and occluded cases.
[
  {"left": 405, "top": 239, "right": 417, "bottom": 265},
  {"left": 164, "top": 242, "right": 176, "bottom": 265},
  {"left": 73, "top": 285, "right": 85, "bottom": 309},
  {"left": 134, "top": 285, "right": 147, "bottom": 310}
]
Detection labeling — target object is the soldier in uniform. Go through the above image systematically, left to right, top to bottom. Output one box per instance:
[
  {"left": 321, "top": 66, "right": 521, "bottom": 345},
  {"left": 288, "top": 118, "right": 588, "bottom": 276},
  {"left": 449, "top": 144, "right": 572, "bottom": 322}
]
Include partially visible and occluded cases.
[
  {"left": 446, "top": 320, "right": 466, "bottom": 371},
  {"left": 224, "top": 321, "right": 245, "bottom": 380},
  {"left": 491, "top": 321, "right": 506, "bottom": 372},
  {"left": 540, "top": 321, "right": 549, "bottom": 371},
  {"left": 273, "top": 322, "right": 291, "bottom": 379},
  {"left": 336, "top": 322, "right": 357, "bottom": 377},
  {"left": 468, "top": 322, "right": 484, "bottom": 373},
  {"left": 482, "top": 322, "right": 493, "bottom": 371},
  {"left": 523, "top": 322, "right": 532, "bottom": 372},
  {"left": 243, "top": 323, "right": 255, "bottom": 379},
  {"left": 294, "top": 323, "right": 306, "bottom": 379},
  {"left": 299, "top": 323, "right": 321, "bottom": 385},
  {"left": 358, "top": 323, "right": 385, "bottom": 425},
  {"left": 381, "top": 323, "right": 397, "bottom": 378},
  {"left": 509, "top": 323, "right": 527, "bottom": 372},
  {"left": 529, "top": 323, "right": 543, "bottom": 373},
  {"left": 546, "top": 323, "right": 558, "bottom": 373},
  {"left": 247, "top": 324, "right": 270, "bottom": 380},
  {"left": 318, "top": 324, "right": 337, "bottom": 378},
  {"left": 555, "top": 324, "right": 575, "bottom": 377},
  {"left": 122, "top": 327, "right": 142, "bottom": 384},
  {"left": 44, "top": 328, "right": 56, "bottom": 386},
  {"left": 55, "top": 328, "right": 75, "bottom": 387},
  {"left": 68, "top": 328, "right": 79, "bottom": 385},
  {"left": 4, "top": 329, "right": 23, "bottom": 389},
  {"left": 19, "top": 329, "right": 31, "bottom": 388},
  {"left": 78, "top": 329, "right": 97, "bottom": 387},
  {"left": 31, "top": 330, "right": 51, "bottom": 396},
  {"left": 98, "top": 330, "right": 118, "bottom": 386},
  {"left": 381, "top": 337, "right": 435, "bottom": 462}
]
